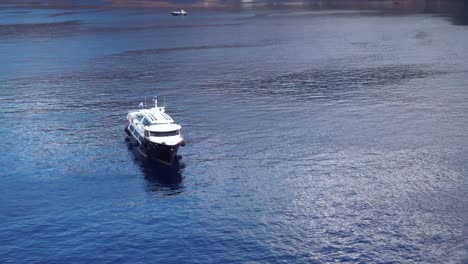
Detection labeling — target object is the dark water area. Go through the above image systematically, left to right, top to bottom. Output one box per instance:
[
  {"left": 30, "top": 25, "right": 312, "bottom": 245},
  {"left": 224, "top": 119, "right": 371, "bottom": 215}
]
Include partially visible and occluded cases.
[{"left": 1, "top": 2, "right": 468, "bottom": 263}]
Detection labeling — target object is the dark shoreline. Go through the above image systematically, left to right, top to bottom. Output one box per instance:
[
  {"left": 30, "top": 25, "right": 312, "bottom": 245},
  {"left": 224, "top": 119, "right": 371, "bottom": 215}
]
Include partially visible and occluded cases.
[
  {"left": 0, "top": 0, "right": 465, "bottom": 10},
  {"left": 1, "top": 0, "right": 466, "bottom": 26}
]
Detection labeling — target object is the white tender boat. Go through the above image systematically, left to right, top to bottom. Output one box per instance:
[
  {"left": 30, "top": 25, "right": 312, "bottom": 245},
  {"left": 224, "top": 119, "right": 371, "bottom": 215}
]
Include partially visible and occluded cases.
[
  {"left": 171, "top": 9, "right": 187, "bottom": 16},
  {"left": 125, "top": 97, "right": 184, "bottom": 165}
]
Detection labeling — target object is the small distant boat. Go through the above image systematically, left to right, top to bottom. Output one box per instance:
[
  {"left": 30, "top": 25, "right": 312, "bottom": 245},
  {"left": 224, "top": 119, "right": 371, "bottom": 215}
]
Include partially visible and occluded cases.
[
  {"left": 171, "top": 9, "right": 187, "bottom": 16},
  {"left": 125, "top": 96, "right": 185, "bottom": 165}
]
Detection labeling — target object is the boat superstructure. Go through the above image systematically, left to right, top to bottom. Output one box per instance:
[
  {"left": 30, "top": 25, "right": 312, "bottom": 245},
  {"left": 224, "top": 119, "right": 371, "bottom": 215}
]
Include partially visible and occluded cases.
[
  {"left": 171, "top": 9, "right": 187, "bottom": 16},
  {"left": 125, "top": 97, "right": 184, "bottom": 165}
]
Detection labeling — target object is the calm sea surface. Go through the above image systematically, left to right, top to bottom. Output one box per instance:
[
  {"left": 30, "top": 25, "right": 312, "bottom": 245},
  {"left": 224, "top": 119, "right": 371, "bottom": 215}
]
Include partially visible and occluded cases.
[{"left": 1, "top": 5, "right": 467, "bottom": 263}]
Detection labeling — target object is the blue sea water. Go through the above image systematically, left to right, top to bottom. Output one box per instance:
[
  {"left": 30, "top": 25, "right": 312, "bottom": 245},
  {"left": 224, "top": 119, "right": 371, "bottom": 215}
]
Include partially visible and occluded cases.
[{"left": 1, "top": 4, "right": 468, "bottom": 263}]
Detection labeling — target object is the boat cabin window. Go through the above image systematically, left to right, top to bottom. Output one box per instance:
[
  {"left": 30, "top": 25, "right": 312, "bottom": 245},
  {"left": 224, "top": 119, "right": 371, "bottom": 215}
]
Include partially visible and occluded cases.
[
  {"left": 142, "top": 118, "right": 151, "bottom": 127},
  {"left": 150, "top": 130, "right": 180, "bottom": 137}
]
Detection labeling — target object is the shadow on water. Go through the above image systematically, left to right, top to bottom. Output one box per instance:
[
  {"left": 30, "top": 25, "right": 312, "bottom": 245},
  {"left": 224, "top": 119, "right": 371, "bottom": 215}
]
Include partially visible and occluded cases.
[
  {"left": 429, "top": 0, "right": 468, "bottom": 26},
  {"left": 201, "top": 64, "right": 444, "bottom": 103},
  {"left": 126, "top": 142, "right": 185, "bottom": 196},
  {"left": 141, "top": 162, "right": 184, "bottom": 195}
]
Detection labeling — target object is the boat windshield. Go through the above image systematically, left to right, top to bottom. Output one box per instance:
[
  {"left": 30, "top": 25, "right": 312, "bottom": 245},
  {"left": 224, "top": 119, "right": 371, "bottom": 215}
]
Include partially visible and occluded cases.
[{"left": 150, "top": 130, "right": 180, "bottom": 137}]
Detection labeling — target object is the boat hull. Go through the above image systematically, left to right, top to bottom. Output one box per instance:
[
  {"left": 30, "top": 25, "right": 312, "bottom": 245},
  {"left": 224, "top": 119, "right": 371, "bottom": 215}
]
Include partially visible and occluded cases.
[{"left": 125, "top": 127, "right": 181, "bottom": 165}]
